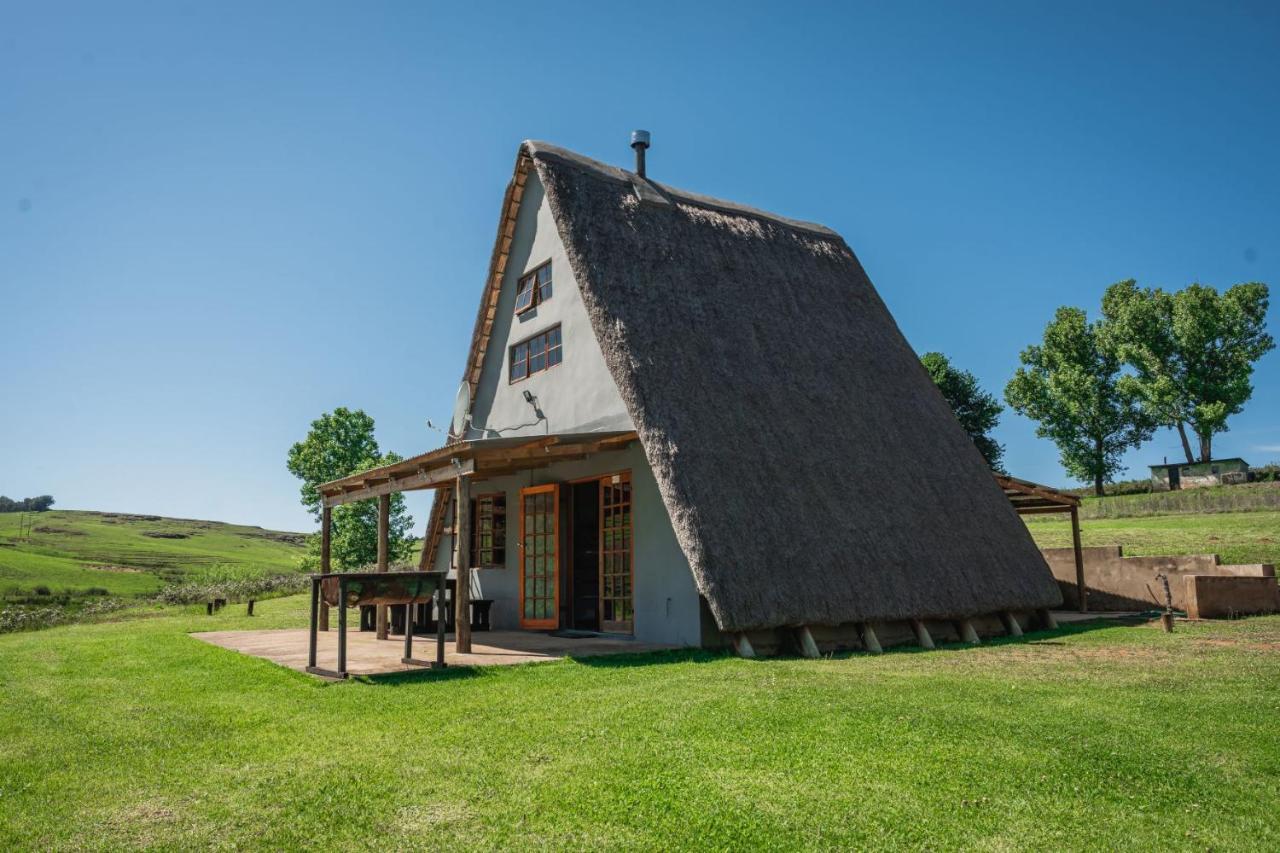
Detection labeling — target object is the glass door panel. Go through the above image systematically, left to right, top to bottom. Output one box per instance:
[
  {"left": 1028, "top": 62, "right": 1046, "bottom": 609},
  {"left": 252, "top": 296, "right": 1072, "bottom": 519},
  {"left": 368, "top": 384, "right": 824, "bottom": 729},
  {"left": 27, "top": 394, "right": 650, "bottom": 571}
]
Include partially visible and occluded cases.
[
  {"left": 599, "top": 475, "right": 633, "bottom": 634},
  {"left": 519, "top": 484, "right": 559, "bottom": 629}
]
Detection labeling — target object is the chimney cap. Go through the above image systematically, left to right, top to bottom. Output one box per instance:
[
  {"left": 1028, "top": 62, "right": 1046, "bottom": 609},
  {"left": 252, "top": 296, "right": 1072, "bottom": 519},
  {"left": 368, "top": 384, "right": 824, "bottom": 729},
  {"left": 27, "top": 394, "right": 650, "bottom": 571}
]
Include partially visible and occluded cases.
[{"left": 630, "top": 129, "right": 651, "bottom": 149}]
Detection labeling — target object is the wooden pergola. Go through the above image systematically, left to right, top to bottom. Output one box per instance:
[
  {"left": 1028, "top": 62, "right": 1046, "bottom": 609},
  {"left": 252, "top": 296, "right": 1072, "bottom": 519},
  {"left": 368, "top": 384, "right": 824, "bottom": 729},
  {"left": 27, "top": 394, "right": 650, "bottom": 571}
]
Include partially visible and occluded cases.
[
  {"left": 314, "top": 430, "right": 639, "bottom": 653},
  {"left": 995, "top": 473, "right": 1087, "bottom": 612}
]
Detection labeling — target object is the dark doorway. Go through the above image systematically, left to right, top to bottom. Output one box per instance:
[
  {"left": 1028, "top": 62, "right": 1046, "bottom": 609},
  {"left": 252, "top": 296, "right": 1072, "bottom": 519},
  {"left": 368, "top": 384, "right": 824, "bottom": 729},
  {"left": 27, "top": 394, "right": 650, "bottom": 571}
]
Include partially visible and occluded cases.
[
  {"left": 1168, "top": 465, "right": 1181, "bottom": 490},
  {"left": 569, "top": 480, "right": 600, "bottom": 630}
]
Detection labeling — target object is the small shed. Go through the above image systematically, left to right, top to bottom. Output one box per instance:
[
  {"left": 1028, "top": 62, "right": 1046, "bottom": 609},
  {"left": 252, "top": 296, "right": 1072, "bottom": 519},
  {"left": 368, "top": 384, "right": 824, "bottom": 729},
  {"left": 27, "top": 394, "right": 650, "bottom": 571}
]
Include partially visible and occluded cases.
[{"left": 1149, "top": 458, "right": 1250, "bottom": 492}]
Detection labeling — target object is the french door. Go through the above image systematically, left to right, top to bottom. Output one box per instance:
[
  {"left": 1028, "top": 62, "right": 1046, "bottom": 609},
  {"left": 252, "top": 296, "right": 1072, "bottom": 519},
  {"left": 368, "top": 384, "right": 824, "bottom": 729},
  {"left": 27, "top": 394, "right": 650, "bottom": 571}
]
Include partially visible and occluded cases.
[
  {"left": 599, "top": 474, "right": 633, "bottom": 633},
  {"left": 519, "top": 484, "right": 559, "bottom": 629}
]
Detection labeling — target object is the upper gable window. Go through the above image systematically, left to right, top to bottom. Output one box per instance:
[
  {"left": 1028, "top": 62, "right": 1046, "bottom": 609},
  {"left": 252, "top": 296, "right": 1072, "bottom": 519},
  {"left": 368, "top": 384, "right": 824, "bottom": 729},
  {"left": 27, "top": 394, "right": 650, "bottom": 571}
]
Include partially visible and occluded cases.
[
  {"left": 514, "top": 261, "right": 553, "bottom": 315},
  {"left": 509, "top": 325, "right": 562, "bottom": 382}
]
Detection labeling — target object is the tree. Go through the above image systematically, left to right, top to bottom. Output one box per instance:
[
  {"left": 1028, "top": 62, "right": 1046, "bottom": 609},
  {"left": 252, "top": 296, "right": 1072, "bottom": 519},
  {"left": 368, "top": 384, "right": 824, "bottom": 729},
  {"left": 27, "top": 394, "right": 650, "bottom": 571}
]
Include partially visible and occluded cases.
[
  {"left": 1102, "top": 280, "right": 1273, "bottom": 463},
  {"left": 1005, "top": 307, "right": 1156, "bottom": 496},
  {"left": 920, "top": 351, "right": 1006, "bottom": 471},
  {"left": 286, "top": 408, "right": 415, "bottom": 569},
  {"left": 0, "top": 495, "right": 54, "bottom": 513}
]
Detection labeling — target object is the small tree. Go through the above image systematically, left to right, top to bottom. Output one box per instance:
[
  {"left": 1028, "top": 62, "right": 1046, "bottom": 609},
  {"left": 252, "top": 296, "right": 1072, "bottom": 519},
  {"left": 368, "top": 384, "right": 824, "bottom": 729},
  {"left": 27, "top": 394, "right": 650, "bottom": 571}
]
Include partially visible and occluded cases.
[
  {"left": 1102, "top": 279, "right": 1273, "bottom": 462},
  {"left": 1005, "top": 307, "right": 1155, "bottom": 496},
  {"left": 920, "top": 351, "right": 1006, "bottom": 471},
  {"left": 287, "top": 408, "right": 415, "bottom": 569}
]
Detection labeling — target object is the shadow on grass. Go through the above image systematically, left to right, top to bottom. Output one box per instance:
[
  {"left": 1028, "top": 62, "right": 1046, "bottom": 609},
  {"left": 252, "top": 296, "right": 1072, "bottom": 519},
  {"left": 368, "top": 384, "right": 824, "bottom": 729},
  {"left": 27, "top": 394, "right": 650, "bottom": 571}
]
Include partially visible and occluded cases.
[
  {"left": 352, "top": 615, "right": 1157, "bottom": 681},
  {"left": 580, "top": 615, "right": 1155, "bottom": 667},
  {"left": 356, "top": 665, "right": 486, "bottom": 687}
]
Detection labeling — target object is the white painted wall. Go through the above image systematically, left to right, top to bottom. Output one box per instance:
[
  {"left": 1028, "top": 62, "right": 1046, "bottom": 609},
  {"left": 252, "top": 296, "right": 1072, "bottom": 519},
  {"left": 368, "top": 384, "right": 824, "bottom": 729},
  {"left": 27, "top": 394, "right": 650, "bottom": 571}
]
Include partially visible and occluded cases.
[
  {"left": 466, "top": 172, "right": 633, "bottom": 439},
  {"left": 429, "top": 444, "right": 703, "bottom": 647}
]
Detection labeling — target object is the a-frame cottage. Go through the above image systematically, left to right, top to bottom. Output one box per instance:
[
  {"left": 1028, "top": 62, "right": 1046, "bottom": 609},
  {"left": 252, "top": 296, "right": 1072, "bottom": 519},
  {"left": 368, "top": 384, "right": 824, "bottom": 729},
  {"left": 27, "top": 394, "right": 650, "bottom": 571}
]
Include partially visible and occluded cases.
[{"left": 318, "top": 136, "right": 1062, "bottom": 657}]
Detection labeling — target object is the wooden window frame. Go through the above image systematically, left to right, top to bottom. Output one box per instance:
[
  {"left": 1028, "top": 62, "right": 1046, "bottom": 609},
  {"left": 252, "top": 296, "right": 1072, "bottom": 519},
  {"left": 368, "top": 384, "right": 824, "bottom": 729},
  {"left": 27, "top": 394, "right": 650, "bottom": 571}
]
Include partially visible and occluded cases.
[
  {"left": 514, "top": 260, "right": 552, "bottom": 316},
  {"left": 508, "top": 324, "right": 563, "bottom": 384},
  {"left": 469, "top": 492, "right": 506, "bottom": 569}
]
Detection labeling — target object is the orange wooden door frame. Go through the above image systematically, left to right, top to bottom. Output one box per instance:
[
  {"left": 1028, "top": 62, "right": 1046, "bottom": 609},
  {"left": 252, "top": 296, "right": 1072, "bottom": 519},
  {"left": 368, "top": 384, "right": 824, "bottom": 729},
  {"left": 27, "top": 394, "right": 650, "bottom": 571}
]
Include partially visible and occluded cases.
[{"left": 518, "top": 483, "right": 559, "bottom": 630}]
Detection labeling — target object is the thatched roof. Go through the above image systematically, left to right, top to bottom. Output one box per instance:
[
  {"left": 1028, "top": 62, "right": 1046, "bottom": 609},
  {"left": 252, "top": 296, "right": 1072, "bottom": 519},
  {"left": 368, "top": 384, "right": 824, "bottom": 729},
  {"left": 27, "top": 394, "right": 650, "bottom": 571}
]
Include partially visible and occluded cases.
[{"left": 471, "top": 141, "right": 1061, "bottom": 632}]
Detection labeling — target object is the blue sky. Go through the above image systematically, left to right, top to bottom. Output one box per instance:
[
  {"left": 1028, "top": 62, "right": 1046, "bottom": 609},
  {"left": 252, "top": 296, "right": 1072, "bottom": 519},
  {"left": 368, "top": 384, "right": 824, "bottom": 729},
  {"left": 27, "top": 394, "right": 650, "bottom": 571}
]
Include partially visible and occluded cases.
[{"left": 3, "top": 1, "right": 1278, "bottom": 532}]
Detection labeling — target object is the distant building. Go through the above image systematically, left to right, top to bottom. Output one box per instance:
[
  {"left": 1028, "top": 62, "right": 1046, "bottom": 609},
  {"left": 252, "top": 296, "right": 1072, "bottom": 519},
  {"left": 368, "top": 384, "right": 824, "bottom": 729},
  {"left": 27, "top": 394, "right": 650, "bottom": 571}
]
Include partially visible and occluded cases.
[{"left": 1149, "top": 458, "right": 1250, "bottom": 491}]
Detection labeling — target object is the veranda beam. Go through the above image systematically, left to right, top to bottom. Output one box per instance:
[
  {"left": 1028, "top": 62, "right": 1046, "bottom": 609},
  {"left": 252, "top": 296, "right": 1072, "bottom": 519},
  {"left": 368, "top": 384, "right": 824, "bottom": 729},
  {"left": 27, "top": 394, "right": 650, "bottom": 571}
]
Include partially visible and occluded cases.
[
  {"left": 321, "top": 459, "right": 473, "bottom": 507},
  {"left": 453, "top": 474, "right": 473, "bottom": 654},
  {"left": 376, "top": 493, "right": 390, "bottom": 640},
  {"left": 319, "top": 505, "right": 331, "bottom": 632},
  {"left": 1070, "top": 506, "right": 1087, "bottom": 613}
]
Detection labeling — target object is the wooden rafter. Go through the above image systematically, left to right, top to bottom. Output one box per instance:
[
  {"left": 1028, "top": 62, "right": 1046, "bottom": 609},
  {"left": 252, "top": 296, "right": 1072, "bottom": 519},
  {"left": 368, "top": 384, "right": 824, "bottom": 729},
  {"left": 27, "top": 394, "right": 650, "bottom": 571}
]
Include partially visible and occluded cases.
[
  {"left": 461, "top": 152, "right": 533, "bottom": 403},
  {"left": 318, "top": 431, "right": 639, "bottom": 508},
  {"left": 993, "top": 473, "right": 1080, "bottom": 512}
]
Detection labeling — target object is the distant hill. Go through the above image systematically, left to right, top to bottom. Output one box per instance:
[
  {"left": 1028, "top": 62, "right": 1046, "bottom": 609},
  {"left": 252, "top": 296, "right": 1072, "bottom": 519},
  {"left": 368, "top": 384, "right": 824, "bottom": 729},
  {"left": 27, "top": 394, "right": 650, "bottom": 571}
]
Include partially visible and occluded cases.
[{"left": 0, "top": 510, "right": 308, "bottom": 603}]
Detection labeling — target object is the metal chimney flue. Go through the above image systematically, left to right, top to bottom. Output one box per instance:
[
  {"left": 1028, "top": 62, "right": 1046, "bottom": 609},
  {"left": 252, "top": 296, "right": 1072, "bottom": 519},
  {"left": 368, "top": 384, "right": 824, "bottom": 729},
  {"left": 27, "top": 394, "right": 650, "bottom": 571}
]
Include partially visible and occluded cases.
[{"left": 630, "top": 129, "right": 651, "bottom": 178}]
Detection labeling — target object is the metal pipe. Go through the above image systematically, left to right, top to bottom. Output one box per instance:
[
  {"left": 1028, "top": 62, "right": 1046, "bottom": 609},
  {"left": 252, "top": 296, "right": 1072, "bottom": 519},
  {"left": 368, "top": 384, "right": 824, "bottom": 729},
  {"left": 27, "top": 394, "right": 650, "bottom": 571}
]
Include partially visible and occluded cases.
[{"left": 630, "top": 129, "right": 650, "bottom": 178}]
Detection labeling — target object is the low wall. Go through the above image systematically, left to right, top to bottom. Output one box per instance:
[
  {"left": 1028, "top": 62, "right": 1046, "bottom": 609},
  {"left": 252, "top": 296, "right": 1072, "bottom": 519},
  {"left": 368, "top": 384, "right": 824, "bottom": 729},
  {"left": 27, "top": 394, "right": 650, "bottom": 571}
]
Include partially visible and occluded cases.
[
  {"left": 1041, "top": 545, "right": 1276, "bottom": 612},
  {"left": 1185, "top": 575, "right": 1280, "bottom": 619}
]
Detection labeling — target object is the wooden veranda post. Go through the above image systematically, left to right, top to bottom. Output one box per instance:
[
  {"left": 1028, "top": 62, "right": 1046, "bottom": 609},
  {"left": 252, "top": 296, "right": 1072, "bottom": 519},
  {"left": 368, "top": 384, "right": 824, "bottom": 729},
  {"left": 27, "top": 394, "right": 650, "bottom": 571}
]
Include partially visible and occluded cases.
[
  {"left": 453, "top": 474, "right": 472, "bottom": 654},
  {"left": 376, "top": 493, "right": 390, "bottom": 639},
  {"left": 319, "top": 505, "right": 331, "bottom": 632},
  {"left": 1070, "top": 505, "right": 1087, "bottom": 612}
]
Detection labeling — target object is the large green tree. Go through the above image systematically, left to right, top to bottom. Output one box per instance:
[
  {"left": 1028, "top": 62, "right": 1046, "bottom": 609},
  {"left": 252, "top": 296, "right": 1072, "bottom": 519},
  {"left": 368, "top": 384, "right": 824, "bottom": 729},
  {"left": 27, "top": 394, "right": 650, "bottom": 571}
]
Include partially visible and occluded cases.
[
  {"left": 1102, "top": 280, "right": 1273, "bottom": 463},
  {"left": 1005, "top": 307, "right": 1155, "bottom": 496},
  {"left": 920, "top": 351, "right": 1006, "bottom": 472},
  {"left": 286, "top": 408, "right": 415, "bottom": 569}
]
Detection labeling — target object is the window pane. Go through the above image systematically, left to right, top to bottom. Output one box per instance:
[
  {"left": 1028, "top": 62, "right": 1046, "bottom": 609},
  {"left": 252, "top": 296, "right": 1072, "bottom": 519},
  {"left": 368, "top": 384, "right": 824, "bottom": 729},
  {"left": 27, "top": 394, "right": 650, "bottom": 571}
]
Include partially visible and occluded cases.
[{"left": 514, "top": 275, "right": 535, "bottom": 313}]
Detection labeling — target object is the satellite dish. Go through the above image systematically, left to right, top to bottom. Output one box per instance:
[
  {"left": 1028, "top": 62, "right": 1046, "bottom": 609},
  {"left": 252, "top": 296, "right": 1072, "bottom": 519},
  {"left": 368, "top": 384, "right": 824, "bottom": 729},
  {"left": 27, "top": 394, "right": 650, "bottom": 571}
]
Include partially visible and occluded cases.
[{"left": 449, "top": 381, "right": 471, "bottom": 439}]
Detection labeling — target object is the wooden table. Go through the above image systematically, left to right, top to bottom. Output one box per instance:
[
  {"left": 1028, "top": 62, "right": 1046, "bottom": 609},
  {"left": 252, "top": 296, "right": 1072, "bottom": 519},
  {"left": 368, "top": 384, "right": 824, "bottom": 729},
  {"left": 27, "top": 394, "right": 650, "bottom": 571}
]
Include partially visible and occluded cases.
[{"left": 306, "top": 571, "right": 448, "bottom": 679}]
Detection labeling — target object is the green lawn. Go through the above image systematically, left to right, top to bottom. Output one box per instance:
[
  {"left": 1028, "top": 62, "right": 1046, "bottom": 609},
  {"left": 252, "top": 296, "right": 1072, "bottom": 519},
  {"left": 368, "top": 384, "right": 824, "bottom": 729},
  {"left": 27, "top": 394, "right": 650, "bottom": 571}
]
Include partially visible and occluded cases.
[
  {"left": 1024, "top": 509, "right": 1280, "bottom": 566},
  {"left": 0, "top": 510, "right": 307, "bottom": 599},
  {"left": 1, "top": 597, "right": 1278, "bottom": 849}
]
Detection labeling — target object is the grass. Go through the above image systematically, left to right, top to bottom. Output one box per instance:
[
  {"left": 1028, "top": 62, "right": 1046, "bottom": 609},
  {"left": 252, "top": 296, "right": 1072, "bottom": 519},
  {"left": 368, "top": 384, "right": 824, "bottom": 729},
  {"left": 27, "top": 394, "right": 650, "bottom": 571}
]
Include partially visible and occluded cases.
[
  {"left": 1076, "top": 482, "right": 1280, "bottom": 519},
  {"left": 1023, "top": 509, "right": 1280, "bottom": 566},
  {"left": 0, "top": 510, "right": 307, "bottom": 601},
  {"left": 0, "top": 597, "right": 1277, "bottom": 849}
]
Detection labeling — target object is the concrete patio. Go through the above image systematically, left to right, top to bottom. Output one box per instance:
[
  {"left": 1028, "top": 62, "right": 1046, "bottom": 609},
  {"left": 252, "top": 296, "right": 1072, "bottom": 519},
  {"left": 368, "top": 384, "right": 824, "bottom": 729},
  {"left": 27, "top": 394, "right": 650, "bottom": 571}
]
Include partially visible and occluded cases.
[{"left": 192, "top": 628, "right": 676, "bottom": 677}]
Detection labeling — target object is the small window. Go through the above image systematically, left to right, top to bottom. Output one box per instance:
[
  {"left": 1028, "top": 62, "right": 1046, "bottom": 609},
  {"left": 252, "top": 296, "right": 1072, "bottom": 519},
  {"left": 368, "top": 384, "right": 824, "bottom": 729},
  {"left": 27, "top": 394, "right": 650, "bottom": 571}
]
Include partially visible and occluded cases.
[
  {"left": 514, "top": 261, "right": 552, "bottom": 315},
  {"left": 509, "top": 325, "right": 563, "bottom": 382},
  {"left": 470, "top": 494, "right": 506, "bottom": 568}
]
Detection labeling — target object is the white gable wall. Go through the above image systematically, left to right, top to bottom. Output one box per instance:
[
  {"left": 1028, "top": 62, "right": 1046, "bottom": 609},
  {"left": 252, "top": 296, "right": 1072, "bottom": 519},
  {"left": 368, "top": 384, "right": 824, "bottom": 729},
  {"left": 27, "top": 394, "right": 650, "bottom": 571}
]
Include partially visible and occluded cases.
[
  {"left": 431, "top": 171, "right": 704, "bottom": 646},
  {"left": 466, "top": 172, "right": 633, "bottom": 439}
]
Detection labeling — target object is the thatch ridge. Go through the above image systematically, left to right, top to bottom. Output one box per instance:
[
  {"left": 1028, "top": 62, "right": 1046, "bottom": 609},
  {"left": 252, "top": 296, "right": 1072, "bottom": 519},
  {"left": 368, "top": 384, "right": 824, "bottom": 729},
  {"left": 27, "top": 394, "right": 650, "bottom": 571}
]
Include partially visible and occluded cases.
[{"left": 521, "top": 140, "right": 1061, "bottom": 632}]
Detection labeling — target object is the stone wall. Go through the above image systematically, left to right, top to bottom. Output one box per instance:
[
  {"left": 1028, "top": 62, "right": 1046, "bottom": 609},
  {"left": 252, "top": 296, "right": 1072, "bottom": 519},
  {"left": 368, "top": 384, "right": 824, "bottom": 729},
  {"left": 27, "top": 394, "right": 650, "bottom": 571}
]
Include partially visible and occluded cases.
[
  {"left": 1041, "top": 545, "right": 1276, "bottom": 612},
  {"left": 1184, "top": 575, "right": 1280, "bottom": 619}
]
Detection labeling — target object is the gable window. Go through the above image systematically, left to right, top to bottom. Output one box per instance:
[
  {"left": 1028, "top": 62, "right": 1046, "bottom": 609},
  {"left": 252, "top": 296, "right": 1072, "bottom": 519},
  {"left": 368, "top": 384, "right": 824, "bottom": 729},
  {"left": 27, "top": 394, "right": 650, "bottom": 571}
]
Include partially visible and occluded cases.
[
  {"left": 514, "top": 261, "right": 553, "bottom": 315},
  {"left": 509, "top": 325, "right": 563, "bottom": 382},
  {"left": 470, "top": 493, "right": 507, "bottom": 568}
]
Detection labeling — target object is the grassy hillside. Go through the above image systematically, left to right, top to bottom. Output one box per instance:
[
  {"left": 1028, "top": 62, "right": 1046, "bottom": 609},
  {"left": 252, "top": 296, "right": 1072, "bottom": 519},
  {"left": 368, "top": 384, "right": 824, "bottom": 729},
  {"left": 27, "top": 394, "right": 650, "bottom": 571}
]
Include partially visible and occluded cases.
[
  {"left": 1075, "top": 481, "right": 1280, "bottom": 519},
  {"left": 1023, "top": 509, "right": 1280, "bottom": 566},
  {"left": 0, "top": 510, "right": 308, "bottom": 602},
  {"left": 1, "top": 598, "right": 1277, "bottom": 849}
]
